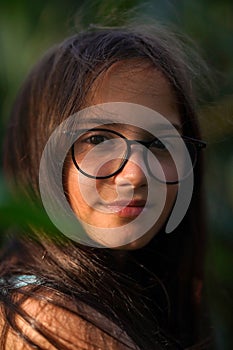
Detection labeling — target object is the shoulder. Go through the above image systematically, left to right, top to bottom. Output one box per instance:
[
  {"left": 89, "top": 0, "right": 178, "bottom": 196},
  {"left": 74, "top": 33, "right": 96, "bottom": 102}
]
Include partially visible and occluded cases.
[{"left": 0, "top": 287, "right": 136, "bottom": 350}]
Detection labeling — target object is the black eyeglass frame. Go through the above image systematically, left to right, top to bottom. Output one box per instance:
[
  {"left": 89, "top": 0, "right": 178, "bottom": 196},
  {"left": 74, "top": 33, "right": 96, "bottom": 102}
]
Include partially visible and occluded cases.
[{"left": 71, "top": 128, "right": 206, "bottom": 184}]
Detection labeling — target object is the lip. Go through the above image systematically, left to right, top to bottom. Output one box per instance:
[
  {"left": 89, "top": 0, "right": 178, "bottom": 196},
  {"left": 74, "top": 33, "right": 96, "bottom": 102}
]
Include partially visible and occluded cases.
[{"left": 106, "top": 199, "right": 147, "bottom": 218}]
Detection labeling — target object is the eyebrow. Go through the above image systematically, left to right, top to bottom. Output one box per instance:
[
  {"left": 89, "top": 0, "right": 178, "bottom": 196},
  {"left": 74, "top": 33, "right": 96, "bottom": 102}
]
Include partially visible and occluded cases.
[{"left": 76, "top": 118, "right": 182, "bottom": 132}]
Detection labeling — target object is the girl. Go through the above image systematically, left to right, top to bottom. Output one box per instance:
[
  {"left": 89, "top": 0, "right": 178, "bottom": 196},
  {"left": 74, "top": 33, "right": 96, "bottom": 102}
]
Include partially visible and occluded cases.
[{"left": 0, "top": 25, "right": 209, "bottom": 349}]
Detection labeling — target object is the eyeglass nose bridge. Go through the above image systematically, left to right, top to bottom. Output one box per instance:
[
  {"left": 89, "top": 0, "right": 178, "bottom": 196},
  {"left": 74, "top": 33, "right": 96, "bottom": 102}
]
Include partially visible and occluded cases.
[
  {"left": 119, "top": 139, "right": 154, "bottom": 174},
  {"left": 125, "top": 139, "right": 155, "bottom": 161}
]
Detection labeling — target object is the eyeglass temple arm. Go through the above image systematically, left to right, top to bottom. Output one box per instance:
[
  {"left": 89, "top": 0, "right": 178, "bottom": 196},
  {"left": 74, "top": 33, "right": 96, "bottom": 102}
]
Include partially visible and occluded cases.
[
  {"left": 181, "top": 136, "right": 207, "bottom": 149},
  {"left": 128, "top": 137, "right": 207, "bottom": 150}
]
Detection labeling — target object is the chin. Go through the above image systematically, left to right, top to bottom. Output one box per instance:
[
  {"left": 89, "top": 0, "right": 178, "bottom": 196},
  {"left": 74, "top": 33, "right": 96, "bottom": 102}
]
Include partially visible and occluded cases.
[{"left": 113, "top": 228, "right": 159, "bottom": 250}]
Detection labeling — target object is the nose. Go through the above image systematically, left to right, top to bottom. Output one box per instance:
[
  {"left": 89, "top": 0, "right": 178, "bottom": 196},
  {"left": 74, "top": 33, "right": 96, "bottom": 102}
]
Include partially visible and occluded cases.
[{"left": 114, "top": 146, "right": 147, "bottom": 188}]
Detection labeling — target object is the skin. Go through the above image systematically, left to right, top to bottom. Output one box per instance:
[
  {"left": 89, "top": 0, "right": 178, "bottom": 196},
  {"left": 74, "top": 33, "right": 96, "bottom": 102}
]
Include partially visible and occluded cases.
[{"left": 65, "top": 60, "right": 182, "bottom": 249}]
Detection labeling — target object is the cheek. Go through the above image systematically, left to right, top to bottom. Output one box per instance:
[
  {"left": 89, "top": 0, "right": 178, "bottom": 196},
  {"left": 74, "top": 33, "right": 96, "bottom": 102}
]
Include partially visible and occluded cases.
[
  {"left": 63, "top": 160, "right": 86, "bottom": 215},
  {"left": 64, "top": 161, "right": 109, "bottom": 214},
  {"left": 64, "top": 165, "right": 80, "bottom": 212},
  {"left": 95, "top": 179, "right": 118, "bottom": 202}
]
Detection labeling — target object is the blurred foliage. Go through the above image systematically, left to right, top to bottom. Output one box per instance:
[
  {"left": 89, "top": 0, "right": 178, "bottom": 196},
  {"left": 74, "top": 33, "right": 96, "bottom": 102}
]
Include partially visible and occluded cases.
[
  {"left": 0, "top": 0, "right": 232, "bottom": 349},
  {"left": 0, "top": 179, "right": 55, "bottom": 233}
]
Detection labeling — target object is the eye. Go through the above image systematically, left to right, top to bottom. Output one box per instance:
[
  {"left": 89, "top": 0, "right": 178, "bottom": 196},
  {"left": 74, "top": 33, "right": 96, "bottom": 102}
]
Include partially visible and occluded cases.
[{"left": 87, "top": 134, "right": 108, "bottom": 145}]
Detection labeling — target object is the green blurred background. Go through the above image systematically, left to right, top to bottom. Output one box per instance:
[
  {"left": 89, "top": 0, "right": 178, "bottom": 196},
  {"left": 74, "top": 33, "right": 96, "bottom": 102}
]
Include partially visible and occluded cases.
[{"left": 0, "top": 0, "right": 232, "bottom": 349}]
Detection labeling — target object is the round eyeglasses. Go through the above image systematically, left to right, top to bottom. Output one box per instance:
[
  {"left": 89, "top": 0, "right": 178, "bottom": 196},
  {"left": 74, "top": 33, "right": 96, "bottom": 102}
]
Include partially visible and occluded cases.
[{"left": 71, "top": 128, "right": 206, "bottom": 184}]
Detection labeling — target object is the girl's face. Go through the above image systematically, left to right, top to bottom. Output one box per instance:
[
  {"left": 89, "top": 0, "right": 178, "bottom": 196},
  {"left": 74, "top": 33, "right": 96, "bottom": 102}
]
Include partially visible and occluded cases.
[{"left": 65, "top": 61, "right": 181, "bottom": 249}]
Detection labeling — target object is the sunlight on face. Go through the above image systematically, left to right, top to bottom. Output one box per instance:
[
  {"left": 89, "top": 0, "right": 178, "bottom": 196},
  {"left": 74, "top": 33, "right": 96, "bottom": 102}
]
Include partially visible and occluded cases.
[{"left": 65, "top": 61, "right": 181, "bottom": 249}]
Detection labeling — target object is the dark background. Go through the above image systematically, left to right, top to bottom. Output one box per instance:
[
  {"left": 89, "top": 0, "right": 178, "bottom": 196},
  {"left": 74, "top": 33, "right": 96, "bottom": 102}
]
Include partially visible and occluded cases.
[{"left": 0, "top": 1, "right": 232, "bottom": 348}]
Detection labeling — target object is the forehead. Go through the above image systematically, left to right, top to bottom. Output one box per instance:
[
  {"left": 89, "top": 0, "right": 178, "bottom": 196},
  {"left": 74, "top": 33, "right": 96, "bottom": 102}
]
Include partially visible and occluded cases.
[{"left": 86, "top": 59, "right": 179, "bottom": 121}]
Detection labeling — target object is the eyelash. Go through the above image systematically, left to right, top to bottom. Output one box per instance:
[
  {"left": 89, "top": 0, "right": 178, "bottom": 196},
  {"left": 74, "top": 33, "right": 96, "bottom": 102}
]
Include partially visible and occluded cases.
[{"left": 83, "top": 134, "right": 109, "bottom": 145}]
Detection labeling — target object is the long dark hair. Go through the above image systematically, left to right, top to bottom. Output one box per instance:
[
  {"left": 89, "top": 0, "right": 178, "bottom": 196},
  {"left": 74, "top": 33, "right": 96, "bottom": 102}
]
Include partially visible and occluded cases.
[{"left": 1, "top": 25, "right": 208, "bottom": 349}]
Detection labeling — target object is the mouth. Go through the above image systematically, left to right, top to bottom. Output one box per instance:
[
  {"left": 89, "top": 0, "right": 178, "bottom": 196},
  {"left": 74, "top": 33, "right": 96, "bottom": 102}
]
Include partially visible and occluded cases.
[{"left": 105, "top": 199, "right": 147, "bottom": 218}]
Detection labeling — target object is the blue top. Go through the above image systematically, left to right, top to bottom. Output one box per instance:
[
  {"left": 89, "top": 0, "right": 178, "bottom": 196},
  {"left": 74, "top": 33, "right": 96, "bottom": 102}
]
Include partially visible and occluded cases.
[{"left": 0, "top": 275, "right": 39, "bottom": 290}]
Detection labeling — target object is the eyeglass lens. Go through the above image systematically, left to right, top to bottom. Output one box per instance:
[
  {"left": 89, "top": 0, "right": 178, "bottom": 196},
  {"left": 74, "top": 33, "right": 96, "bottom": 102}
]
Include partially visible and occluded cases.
[{"left": 72, "top": 129, "right": 197, "bottom": 183}]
